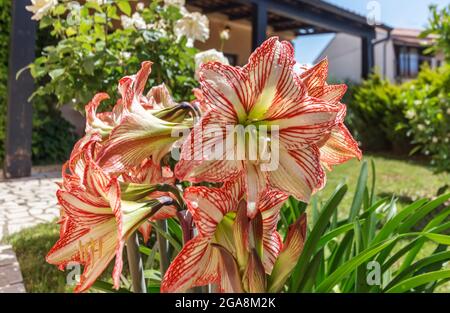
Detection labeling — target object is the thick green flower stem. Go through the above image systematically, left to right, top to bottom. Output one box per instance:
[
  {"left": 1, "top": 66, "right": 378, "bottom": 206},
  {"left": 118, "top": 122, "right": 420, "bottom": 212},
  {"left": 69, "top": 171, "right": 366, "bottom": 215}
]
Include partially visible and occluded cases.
[
  {"left": 157, "top": 220, "right": 170, "bottom": 276},
  {"left": 126, "top": 232, "right": 146, "bottom": 293}
]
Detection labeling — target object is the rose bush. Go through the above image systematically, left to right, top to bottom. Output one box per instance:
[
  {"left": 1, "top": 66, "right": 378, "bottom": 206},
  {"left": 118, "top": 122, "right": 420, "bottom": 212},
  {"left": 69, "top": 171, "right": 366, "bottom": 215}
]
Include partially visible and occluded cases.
[{"left": 26, "top": 0, "right": 209, "bottom": 111}]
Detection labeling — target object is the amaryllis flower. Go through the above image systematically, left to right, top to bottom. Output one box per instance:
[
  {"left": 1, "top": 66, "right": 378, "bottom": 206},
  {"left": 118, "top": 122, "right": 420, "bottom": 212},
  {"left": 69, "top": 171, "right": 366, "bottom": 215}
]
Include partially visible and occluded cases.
[
  {"left": 176, "top": 37, "right": 359, "bottom": 217},
  {"left": 298, "top": 59, "right": 362, "bottom": 169},
  {"left": 95, "top": 62, "right": 194, "bottom": 174},
  {"left": 47, "top": 141, "right": 172, "bottom": 292},
  {"left": 121, "top": 159, "right": 178, "bottom": 243},
  {"left": 161, "top": 177, "right": 288, "bottom": 292}
]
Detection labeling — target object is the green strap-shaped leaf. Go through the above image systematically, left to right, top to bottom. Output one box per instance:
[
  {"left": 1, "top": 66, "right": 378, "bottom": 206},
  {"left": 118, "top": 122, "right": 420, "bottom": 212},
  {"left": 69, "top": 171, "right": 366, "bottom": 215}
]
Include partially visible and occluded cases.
[
  {"left": 348, "top": 161, "right": 368, "bottom": 222},
  {"left": 289, "top": 184, "right": 348, "bottom": 292},
  {"left": 316, "top": 237, "right": 398, "bottom": 292},
  {"left": 384, "top": 251, "right": 450, "bottom": 291},
  {"left": 386, "top": 270, "right": 450, "bottom": 293}
]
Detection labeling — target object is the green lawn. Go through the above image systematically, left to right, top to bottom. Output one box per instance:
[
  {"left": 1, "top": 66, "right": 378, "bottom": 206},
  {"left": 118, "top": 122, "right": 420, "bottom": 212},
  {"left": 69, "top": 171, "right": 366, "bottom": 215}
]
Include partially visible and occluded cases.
[
  {"left": 3, "top": 154, "right": 449, "bottom": 292},
  {"left": 316, "top": 154, "right": 449, "bottom": 214}
]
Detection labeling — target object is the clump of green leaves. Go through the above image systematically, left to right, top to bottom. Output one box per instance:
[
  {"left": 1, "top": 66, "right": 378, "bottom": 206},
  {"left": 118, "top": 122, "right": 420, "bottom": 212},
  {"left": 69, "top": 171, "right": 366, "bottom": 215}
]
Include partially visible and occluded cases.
[
  {"left": 29, "top": 0, "right": 198, "bottom": 111},
  {"left": 421, "top": 4, "right": 450, "bottom": 62},
  {"left": 397, "top": 64, "right": 450, "bottom": 173},
  {"left": 345, "top": 73, "right": 409, "bottom": 152},
  {"left": 280, "top": 161, "right": 450, "bottom": 293}
]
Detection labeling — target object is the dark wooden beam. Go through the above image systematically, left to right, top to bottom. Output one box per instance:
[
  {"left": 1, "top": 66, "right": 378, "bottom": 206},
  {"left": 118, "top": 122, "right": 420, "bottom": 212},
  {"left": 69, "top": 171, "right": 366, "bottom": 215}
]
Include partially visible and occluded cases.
[
  {"left": 4, "top": 0, "right": 36, "bottom": 178},
  {"left": 237, "top": 0, "right": 375, "bottom": 38},
  {"left": 252, "top": 0, "right": 268, "bottom": 51},
  {"left": 203, "top": 2, "right": 243, "bottom": 14},
  {"left": 229, "top": 10, "right": 252, "bottom": 20},
  {"left": 273, "top": 22, "right": 306, "bottom": 32},
  {"left": 295, "top": 30, "right": 334, "bottom": 36}
]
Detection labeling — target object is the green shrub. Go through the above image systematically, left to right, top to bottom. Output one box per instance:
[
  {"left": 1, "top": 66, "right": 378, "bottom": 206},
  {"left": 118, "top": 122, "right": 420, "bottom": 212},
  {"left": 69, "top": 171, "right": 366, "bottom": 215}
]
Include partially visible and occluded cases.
[
  {"left": 0, "top": 0, "right": 77, "bottom": 165},
  {"left": 29, "top": 1, "right": 199, "bottom": 111},
  {"left": 398, "top": 64, "right": 450, "bottom": 172},
  {"left": 345, "top": 73, "right": 409, "bottom": 153}
]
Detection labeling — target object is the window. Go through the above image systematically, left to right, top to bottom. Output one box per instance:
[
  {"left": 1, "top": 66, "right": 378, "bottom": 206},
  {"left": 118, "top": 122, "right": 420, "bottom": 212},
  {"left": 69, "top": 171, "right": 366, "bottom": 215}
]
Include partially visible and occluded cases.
[{"left": 397, "top": 46, "right": 419, "bottom": 78}]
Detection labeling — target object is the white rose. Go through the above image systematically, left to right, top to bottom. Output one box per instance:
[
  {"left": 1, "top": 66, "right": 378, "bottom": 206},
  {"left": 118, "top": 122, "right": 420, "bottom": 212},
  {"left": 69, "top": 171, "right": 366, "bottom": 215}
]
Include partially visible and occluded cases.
[
  {"left": 26, "top": 0, "right": 58, "bottom": 21},
  {"left": 164, "top": 0, "right": 185, "bottom": 7},
  {"left": 136, "top": 2, "right": 145, "bottom": 11},
  {"left": 132, "top": 12, "right": 147, "bottom": 30},
  {"left": 174, "top": 12, "right": 209, "bottom": 47},
  {"left": 121, "top": 13, "right": 147, "bottom": 30},
  {"left": 121, "top": 15, "right": 134, "bottom": 29},
  {"left": 220, "top": 29, "right": 230, "bottom": 41},
  {"left": 194, "top": 49, "right": 229, "bottom": 79},
  {"left": 120, "top": 51, "right": 131, "bottom": 60},
  {"left": 405, "top": 109, "right": 416, "bottom": 119},
  {"left": 417, "top": 124, "right": 425, "bottom": 131}
]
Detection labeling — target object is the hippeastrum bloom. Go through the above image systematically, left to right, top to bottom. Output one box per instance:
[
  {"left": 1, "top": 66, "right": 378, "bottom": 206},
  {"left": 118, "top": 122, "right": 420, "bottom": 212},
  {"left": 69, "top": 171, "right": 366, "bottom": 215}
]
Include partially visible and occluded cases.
[
  {"left": 176, "top": 37, "right": 359, "bottom": 217},
  {"left": 297, "top": 59, "right": 362, "bottom": 169},
  {"left": 95, "top": 62, "right": 195, "bottom": 174},
  {"left": 47, "top": 141, "right": 172, "bottom": 292},
  {"left": 120, "top": 159, "right": 178, "bottom": 243},
  {"left": 161, "top": 177, "right": 288, "bottom": 292}
]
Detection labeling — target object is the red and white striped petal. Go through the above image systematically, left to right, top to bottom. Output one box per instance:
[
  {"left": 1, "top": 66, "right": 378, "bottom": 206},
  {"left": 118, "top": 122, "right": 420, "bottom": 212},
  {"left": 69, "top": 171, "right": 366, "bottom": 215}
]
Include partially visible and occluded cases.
[
  {"left": 245, "top": 37, "right": 298, "bottom": 120},
  {"left": 299, "top": 58, "right": 328, "bottom": 90},
  {"left": 118, "top": 61, "right": 153, "bottom": 112},
  {"left": 199, "top": 61, "right": 250, "bottom": 123},
  {"left": 147, "top": 83, "right": 176, "bottom": 109},
  {"left": 309, "top": 84, "right": 347, "bottom": 105},
  {"left": 85, "top": 93, "right": 114, "bottom": 136},
  {"left": 270, "top": 98, "right": 339, "bottom": 149},
  {"left": 97, "top": 112, "right": 178, "bottom": 173},
  {"left": 175, "top": 113, "right": 244, "bottom": 183},
  {"left": 319, "top": 123, "right": 362, "bottom": 170},
  {"left": 268, "top": 146, "right": 325, "bottom": 202},
  {"left": 245, "top": 163, "right": 268, "bottom": 218},
  {"left": 184, "top": 178, "right": 245, "bottom": 237},
  {"left": 258, "top": 188, "right": 288, "bottom": 272},
  {"left": 268, "top": 214, "right": 307, "bottom": 292},
  {"left": 138, "top": 221, "right": 152, "bottom": 244},
  {"left": 161, "top": 236, "right": 219, "bottom": 292}
]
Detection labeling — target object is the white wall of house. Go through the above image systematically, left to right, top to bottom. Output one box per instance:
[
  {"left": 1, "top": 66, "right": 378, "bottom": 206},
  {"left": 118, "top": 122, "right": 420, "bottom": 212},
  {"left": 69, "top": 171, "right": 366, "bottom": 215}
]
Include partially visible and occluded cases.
[
  {"left": 315, "top": 28, "right": 443, "bottom": 83},
  {"left": 314, "top": 33, "right": 362, "bottom": 83}
]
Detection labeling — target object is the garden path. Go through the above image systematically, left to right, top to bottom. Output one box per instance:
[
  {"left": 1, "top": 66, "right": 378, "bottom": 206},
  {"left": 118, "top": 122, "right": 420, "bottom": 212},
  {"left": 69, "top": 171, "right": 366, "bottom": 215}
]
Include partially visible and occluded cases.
[{"left": 0, "top": 168, "right": 61, "bottom": 241}]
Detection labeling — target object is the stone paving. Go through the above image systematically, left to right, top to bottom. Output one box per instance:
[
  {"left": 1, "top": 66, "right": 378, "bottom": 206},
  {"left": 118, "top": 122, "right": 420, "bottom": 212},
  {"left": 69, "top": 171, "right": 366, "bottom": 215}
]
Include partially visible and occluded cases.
[
  {"left": 0, "top": 167, "right": 62, "bottom": 292},
  {"left": 0, "top": 170, "right": 61, "bottom": 241},
  {"left": 0, "top": 245, "right": 26, "bottom": 292}
]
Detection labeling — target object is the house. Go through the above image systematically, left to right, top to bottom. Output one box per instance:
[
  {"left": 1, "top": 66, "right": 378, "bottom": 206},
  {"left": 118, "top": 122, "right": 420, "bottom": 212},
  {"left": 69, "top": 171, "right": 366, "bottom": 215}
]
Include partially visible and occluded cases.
[
  {"left": 187, "top": 0, "right": 385, "bottom": 78},
  {"left": 314, "top": 27, "right": 444, "bottom": 83}
]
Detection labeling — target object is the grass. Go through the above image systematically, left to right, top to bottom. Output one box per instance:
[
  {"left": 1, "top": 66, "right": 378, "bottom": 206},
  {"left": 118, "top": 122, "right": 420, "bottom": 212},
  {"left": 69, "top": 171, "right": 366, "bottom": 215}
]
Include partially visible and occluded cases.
[
  {"left": 3, "top": 153, "right": 449, "bottom": 292},
  {"left": 316, "top": 154, "right": 449, "bottom": 214},
  {"left": 3, "top": 222, "right": 70, "bottom": 293}
]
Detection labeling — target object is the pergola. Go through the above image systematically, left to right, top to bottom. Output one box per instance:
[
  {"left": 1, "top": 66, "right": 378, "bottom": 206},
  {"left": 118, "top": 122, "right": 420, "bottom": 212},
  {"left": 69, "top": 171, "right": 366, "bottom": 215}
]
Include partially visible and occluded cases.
[
  {"left": 5, "top": 0, "right": 386, "bottom": 178},
  {"left": 187, "top": 0, "right": 388, "bottom": 76}
]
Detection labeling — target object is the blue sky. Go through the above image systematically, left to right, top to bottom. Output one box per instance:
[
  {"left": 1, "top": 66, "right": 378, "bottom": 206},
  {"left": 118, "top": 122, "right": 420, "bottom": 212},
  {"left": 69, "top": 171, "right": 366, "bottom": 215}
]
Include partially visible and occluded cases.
[{"left": 293, "top": 0, "right": 450, "bottom": 64}]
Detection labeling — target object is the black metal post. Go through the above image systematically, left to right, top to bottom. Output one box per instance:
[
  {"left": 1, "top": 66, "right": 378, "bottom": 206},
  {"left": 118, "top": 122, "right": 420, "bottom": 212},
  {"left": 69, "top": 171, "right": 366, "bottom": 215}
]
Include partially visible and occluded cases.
[
  {"left": 4, "top": 0, "right": 36, "bottom": 178},
  {"left": 251, "top": 0, "right": 268, "bottom": 51},
  {"left": 362, "top": 35, "right": 375, "bottom": 79}
]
